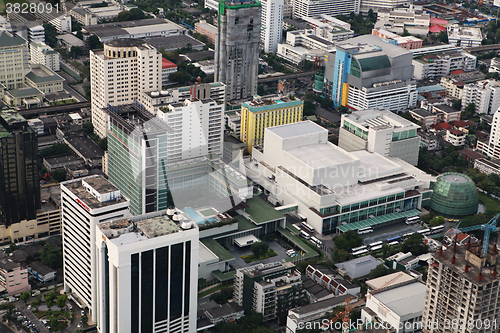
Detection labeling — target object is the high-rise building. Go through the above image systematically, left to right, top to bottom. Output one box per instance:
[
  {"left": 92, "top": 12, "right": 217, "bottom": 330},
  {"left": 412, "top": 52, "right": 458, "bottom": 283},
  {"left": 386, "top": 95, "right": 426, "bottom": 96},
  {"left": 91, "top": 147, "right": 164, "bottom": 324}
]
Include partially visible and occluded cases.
[
  {"left": 214, "top": 0, "right": 261, "bottom": 101},
  {"left": 261, "top": 0, "right": 284, "bottom": 54},
  {"left": 292, "top": 0, "right": 360, "bottom": 19},
  {"left": 360, "top": 0, "right": 409, "bottom": 14},
  {"left": 0, "top": 32, "right": 30, "bottom": 90},
  {"left": 325, "top": 35, "right": 417, "bottom": 112},
  {"left": 90, "top": 39, "right": 161, "bottom": 138},
  {"left": 30, "top": 41, "right": 61, "bottom": 72},
  {"left": 461, "top": 79, "right": 500, "bottom": 115},
  {"left": 240, "top": 94, "right": 303, "bottom": 153},
  {"left": 156, "top": 98, "right": 224, "bottom": 160},
  {"left": 105, "top": 104, "right": 172, "bottom": 216},
  {"left": 339, "top": 109, "right": 421, "bottom": 166},
  {"left": 477, "top": 109, "right": 500, "bottom": 159},
  {"left": 0, "top": 110, "right": 40, "bottom": 227},
  {"left": 61, "top": 176, "right": 130, "bottom": 320},
  {"left": 95, "top": 209, "right": 199, "bottom": 333},
  {"left": 422, "top": 242, "right": 500, "bottom": 333},
  {"left": 234, "top": 262, "right": 305, "bottom": 322}
]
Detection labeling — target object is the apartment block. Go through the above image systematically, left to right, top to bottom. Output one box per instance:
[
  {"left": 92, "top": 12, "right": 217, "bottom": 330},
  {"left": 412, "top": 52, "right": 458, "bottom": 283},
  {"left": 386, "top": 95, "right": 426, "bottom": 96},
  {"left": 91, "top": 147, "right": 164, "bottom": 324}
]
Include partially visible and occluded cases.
[
  {"left": 215, "top": 0, "right": 261, "bottom": 101},
  {"left": 261, "top": 0, "right": 284, "bottom": 54},
  {"left": 292, "top": 0, "right": 360, "bottom": 19},
  {"left": 360, "top": 0, "right": 410, "bottom": 14},
  {"left": 376, "top": 7, "right": 430, "bottom": 37},
  {"left": 8, "top": 11, "right": 71, "bottom": 33},
  {"left": 194, "top": 20, "right": 217, "bottom": 45},
  {"left": 8, "top": 21, "right": 45, "bottom": 44},
  {"left": 447, "top": 25, "right": 482, "bottom": 48},
  {"left": 372, "top": 29, "right": 423, "bottom": 50},
  {"left": 0, "top": 32, "right": 30, "bottom": 90},
  {"left": 325, "top": 35, "right": 417, "bottom": 113},
  {"left": 90, "top": 38, "right": 161, "bottom": 138},
  {"left": 30, "top": 41, "right": 60, "bottom": 72},
  {"left": 413, "top": 51, "right": 477, "bottom": 80},
  {"left": 161, "top": 58, "right": 177, "bottom": 86},
  {"left": 439, "top": 71, "right": 485, "bottom": 101},
  {"left": 462, "top": 79, "right": 500, "bottom": 115},
  {"left": 240, "top": 94, "right": 303, "bottom": 153},
  {"left": 157, "top": 98, "right": 224, "bottom": 160},
  {"left": 339, "top": 109, "right": 421, "bottom": 166},
  {"left": 478, "top": 109, "right": 500, "bottom": 159},
  {"left": 0, "top": 110, "right": 40, "bottom": 227},
  {"left": 61, "top": 176, "right": 130, "bottom": 320},
  {"left": 95, "top": 210, "right": 199, "bottom": 333},
  {"left": 422, "top": 243, "right": 500, "bottom": 333},
  {"left": 0, "top": 260, "right": 30, "bottom": 295},
  {"left": 234, "top": 262, "right": 305, "bottom": 322}
]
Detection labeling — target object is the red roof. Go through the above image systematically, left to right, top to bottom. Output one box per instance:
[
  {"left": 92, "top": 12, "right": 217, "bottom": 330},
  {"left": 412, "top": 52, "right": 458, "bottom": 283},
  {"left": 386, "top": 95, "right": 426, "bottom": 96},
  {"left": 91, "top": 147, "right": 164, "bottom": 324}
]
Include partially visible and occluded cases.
[
  {"left": 430, "top": 18, "right": 448, "bottom": 25},
  {"left": 429, "top": 25, "right": 447, "bottom": 33},
  {"left": 162, "top": 58, "right": 177, "bottom": 69},
  {"left": 451, "top": 70, "right": 465, "bottom": 75},
  {"left": 452, "top": 120, "right": 469, "bottom": 127},
  {"left": 436, "top": 122, "right": 453, "bottom": 130},
  {"left": 449, "top": 128, "right": 464, "bottom": 135},
  {"left": 456, "top": 233, "right": 469, "bottom": 242}
]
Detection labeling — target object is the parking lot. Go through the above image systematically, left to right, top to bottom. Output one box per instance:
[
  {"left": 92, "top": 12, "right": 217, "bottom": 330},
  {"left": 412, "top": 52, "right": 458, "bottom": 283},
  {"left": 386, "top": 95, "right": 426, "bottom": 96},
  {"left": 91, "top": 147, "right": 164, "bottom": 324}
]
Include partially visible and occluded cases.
[{"left": 229, "top": 240, "right": 291, "bottom": 269}]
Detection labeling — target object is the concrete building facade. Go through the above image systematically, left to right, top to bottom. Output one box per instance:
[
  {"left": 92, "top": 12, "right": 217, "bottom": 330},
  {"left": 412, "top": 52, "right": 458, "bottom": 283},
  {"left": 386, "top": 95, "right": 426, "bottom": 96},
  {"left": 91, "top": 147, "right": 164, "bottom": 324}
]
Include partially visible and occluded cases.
[
  {"left": 214, "top": 0, "right": 261, "bottom": 101},
  {"left": 261, "top": 0, "right": 284, "bottom": 54},
  {"left": 292, "top": 0, "right": 360, "bottom": 19},
  {"left": 0, "top": 32, "right": 30, "bottom": 90},
  {"left": 90, "top": 38, "right": 161, "bottom": 138},
  {"left": 30, "top": 42, "right": 60, "bottom": 72},
  {"left": 413, "top": 51, "right": 477, "bottom": 80},
  {"left": 462, "top": 79, "right": 500, "bottom": 115},
  {"left": 0, "top": 261, "right": 30, "bottom": 295}
]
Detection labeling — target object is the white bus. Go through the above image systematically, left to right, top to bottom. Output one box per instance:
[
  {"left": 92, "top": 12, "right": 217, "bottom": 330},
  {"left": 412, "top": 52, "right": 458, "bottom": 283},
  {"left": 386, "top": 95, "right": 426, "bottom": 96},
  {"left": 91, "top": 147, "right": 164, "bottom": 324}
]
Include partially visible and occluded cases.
[
  {"left": 406, "top": 216, "right": 420, "bottom": 225},
  {"left": 301, "top": 222, "right": 315, "bottom": 233},
  {"left": 430, "top": 225, "right": 445, "bottom": 234},
  {"left": 357, "top": 227, "right": 374, "bottom": 235},
  {"left": 418, "top": 228, "right": 431, "bottom": 235},
  {"left": 300, "top": 230, "right": 311, "bottom": 240},
  {"left": 403, "top": 232, "right": 415, "bottom": 239},
  {"left": 369, "top": 241, "right": 383, "bottom": 249},
  {"left": 388, "top": 241, "right": 399, "bottom": 246},
  {"left": 370, "top": 244, "right": 383, "bottom": 251},
  {"left": 351, "top": 245, "right": 368, "bottom": 254},
  {"left": 352, "top": 249, "right": 369, "bottom": 256}
]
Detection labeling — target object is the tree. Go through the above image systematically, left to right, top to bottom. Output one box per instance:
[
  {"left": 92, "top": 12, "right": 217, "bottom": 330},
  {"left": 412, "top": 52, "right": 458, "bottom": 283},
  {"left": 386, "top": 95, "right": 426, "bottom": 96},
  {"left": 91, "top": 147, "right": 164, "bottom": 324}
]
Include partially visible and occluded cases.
[
  {"left": 115, "top": 8, "right": 148, "bottom": 22},
  {"left": 43, "top": 23, "right": 58, "bottom": 48},
  {"left": 402, "top": 28, "right": 411, "bottom": 37},
  {"left": 438, "top": 31, "right": 449, "bottom": 43},
  {"left": 89, "top": 35, "right": 103, "bottom": 50},
  {"left": 70, "top": 46, "right": 83, "bottom": 58},
  {"left": 452, "top": 99, "right": 462, "bottom": 110},
  {"left": 303, "top": 100, "right": 316, "bottom": 116},
  {"left": 462, "top": 103, "right": 476, "bottom": 119},
  {"left": 336, "top": 106, "right": 350, "bottom": 114},
  {"left": 83, "top": 122, "right": 94, "bottom": 136},
  {"left": 40, "top": 143, "right": 72, "bottom": 158},
  {"left": 52, "top": 170, "right": 66, "bottom": 182},
  {"left": 429, "top": 216, "right": 445, "bottom": 226},
  {"left": 333, "top": 230, "right": 363, "bottom": 252},
  {"left": 401, "top": 233, "right": 428, "bottom": 256},
  {"left": 251, "top": 241, "right": 269, "bottom": 257},
  {"left": 382, "top": 243, "right": 390, "bottom": 257},
  {"left": 40, "top": 244, "right": 63, "bottom": 269},
  {"left": 331, "top": 248, "right": 350, "bottom": 263},
  {"left": 368, "top": 264, "right": 390, "bottom": 279},
  {"left": 209, "top": 286, "right": 233, "bottom": 304},
  {"left": 20, "top": 291, "right": 30, "bottom": 304},
  {"left": 45, "top": 292, "right": 55, "bottom": 308},
  {"left": 56, "top": 294, "right": 68, "bottom": 309}
]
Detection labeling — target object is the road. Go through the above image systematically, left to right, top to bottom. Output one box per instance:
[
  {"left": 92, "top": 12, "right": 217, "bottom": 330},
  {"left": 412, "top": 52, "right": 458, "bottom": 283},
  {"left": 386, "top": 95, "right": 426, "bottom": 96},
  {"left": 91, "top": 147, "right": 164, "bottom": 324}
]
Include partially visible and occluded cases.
[
  {"left": 465, "top": 44, "right": 500, "bottom": 53},
  {"left": 59, "top": 71, "right": 87, "bottom": 103},
  {"left": 258, "top": 71, "right": 315, "bottom": 83},
  {"left": 18, "top": 101, "right": 91, "bottom": 118},
  {"left": 63, "top": 300, "right": 81, "bottom": 333},
  {"left": 15, "top": 301, "right": 49, "bottom": 333},
  {"left": 0, "top": 321, "right": 18, "bottom": 332}
]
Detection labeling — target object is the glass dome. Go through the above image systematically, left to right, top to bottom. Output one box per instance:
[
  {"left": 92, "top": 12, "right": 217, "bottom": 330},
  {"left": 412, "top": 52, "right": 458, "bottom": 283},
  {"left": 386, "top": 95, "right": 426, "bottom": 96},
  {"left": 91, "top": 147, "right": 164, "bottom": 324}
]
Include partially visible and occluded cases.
[{"left": 430, "top": 172, "right": 478, "bottom": 216}]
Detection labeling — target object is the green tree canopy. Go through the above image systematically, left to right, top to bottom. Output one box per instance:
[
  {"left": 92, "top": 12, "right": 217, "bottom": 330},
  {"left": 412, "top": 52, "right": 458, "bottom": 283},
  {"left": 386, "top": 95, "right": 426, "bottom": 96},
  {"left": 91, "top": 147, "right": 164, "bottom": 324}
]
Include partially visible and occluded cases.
[
  {"left": 40, "top": 143, "right": 73, "bottom": 158},
  {"left": 52, "top": 170, "right": 67, "bottom": 182},
  {"left": 333, "top": 230, "right": 363, "bottom": 252},
  {"left": 401, "top": 233, "right": 428, "bottom": 256},
  {"left": 251, "top": 241, "right": 269, "bottom": 257},
  {"left": 40, "top": 244, "right": 63, "bottom": 269},
  {"left": 368, "top": 264, "right": 390, "bottom": 279},
  {"left": 20, "top": 291, "right": 30, "bottom": 304},
  {"left": 56, "top": 293, "right": 68, "bottom": 309}
]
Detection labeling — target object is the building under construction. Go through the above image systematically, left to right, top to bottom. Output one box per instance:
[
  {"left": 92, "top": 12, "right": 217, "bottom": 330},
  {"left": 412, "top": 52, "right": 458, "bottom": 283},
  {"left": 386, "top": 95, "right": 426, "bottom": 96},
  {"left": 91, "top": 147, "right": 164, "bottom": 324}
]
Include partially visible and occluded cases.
[{"left": 422, "top": 239, "right": 500, "bottom": 333}]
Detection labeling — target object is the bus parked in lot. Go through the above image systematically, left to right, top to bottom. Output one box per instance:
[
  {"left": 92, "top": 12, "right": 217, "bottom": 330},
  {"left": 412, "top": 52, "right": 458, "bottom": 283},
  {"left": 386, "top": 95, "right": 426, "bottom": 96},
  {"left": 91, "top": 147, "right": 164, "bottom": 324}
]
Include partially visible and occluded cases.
[{"left": 357, "top": 227, "right": 374, "bottom": 235}]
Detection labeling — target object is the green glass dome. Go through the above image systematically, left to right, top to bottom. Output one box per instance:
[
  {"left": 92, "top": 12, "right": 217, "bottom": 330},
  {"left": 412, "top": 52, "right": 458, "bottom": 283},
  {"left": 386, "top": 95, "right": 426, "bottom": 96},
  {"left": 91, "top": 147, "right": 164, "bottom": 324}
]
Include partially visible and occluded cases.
[{"left": 430, "top": 173, "right": 478, "bottom": 216}]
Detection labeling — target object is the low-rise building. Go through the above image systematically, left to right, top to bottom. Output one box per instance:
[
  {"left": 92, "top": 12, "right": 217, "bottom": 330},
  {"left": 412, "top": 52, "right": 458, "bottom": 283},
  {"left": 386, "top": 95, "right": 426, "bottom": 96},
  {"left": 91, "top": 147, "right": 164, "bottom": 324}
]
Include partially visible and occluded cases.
[
  {"left": 375, "top": 7, "right": 430, "bottom": 37},
  {"left": 195, "top": 20, "right": 217, "bottom": 45},
  {"left": 447, "top": 24, "right": 482, "bottom": 48},
  {"left": 372, "top": 29, "right": 422, "bottom": 50},
  {"left": 56, "top": 34, "right": 85, "bottom": 51},
  {"left": 30, "top": 42, "right": 60, "bottom": 72},
  {"left": 413, "top": 51, "right": 476, "bottom": 80},
  {"left": 161, "top": 58, "right": 177, "bottom": 86},
  {"left": 193, "top": 60, "right": 215, "bottom": 75},
  {"left": 25, "top": 64, "right": 64, "bottom": 94},
  {"left": 440, "top": 70, "right": 485, "bottom": 100},
  {"left": 3, "top": 87, "right": 44, "bottom": 108},
  {"left": 430, "top": 104, "right": 461, "bottom": 123},
  {"left": 409, "top": 109, "right": 438, "bottom": 127},
  {"left": 28, "top": 118, "right": 44, "bottom": 135},
  {"left": 445, "top": 128, "right": 466, "bottom": 146},
  {"left": 418, "top": 130, "right": 439, "bottom": 151},
  {"left": 63, "top": 134, "right": 104, "bottom": 167},
  {"left": 43, "top": 155, "right": 83, "bottom": 172},
  {"left": 474, "top": 158, "right": 500, "bottom": 176},
  {"left": 386, "top": 252, "right": 419, "bottom": 271},
  {"left": 335, "top": 256, "right": 383, "bottom": 280},
  {"left": 0, "top": 260, "right": 30, "bottom": 295},
  {"left": 27, "top": 261, "right": 56, "bottom": 283},
  {"left": 305, "top": 264, "right": 360, "bottom": 296},
  {"left": 204, "top": 302, "right": 245, "bottom": 324}
]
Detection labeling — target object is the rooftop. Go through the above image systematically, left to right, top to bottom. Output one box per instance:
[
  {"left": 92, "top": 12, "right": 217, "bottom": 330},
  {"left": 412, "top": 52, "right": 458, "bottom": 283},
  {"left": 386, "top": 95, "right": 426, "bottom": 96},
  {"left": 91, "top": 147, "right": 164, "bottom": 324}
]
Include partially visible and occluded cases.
[
  {"left": 85, "top": 18, "right": 183, "bottom": 39},
  {"left": 0, "top": 32, "right": 27, "bottom": 48},
  {"left": 56, "top": 34, "right": 85, "bottom": 47},
  {"left": 145, "top": 34, "right": 204, "bottom": 51},
  {"left": 105, "top": 38, "right": 147, "bottom": 48},
  {"left": 26, "top": 65, "right": 64, "bottom": 84},
  {"left": 7, "top": 87, "right": 43, "bottom": 98},
  {"left": 410, "top": 108, "right": 433, "bottom": 117},
  {"left": 0, "top": 109, "right": 27, "bottom": 128},
  {"left": 344, "top": 109, "right": 420, "bottom": 131},
  {"left": 266, "top": 120, "right": 324, "bottom": 140},
  {"left": 65, "top": 134, "right": 104, "bottom": 160},
  {"left": 61, "top": 175, "right": 128, "bottom": 210},
  {"left": 244, "top": 196, "right": 284, "bottom": 224},
  {"left": 335, "top": 255, "right": 382, "bottom": 279},
  {"left": 0, "top": 260, "right": 20, "bottom": 272},
  {"left": 28, "top": 261, "right": 55, "bottom": 276},
  {"left": 366, "top": 272, "right": 414, "bottom": 290},
  {"left": 372, "top": 281, "right": 426, "bottom": 317},
  {"left": 291, "top": 294, "right": 351, "bottom": 315}
]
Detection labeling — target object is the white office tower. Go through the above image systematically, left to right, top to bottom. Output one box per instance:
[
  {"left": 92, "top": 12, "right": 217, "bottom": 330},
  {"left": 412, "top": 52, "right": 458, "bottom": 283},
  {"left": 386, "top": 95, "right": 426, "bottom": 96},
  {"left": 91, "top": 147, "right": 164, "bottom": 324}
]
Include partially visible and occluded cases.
[
  {"left": 261, "top": 0, "right": 284, "bottom": 54},
  {"left": 292, "top": 0, "right": 360, "bottom": 19},
  {"left": 90, "top": 39, "right": 161, "bottom": 138},
  {"left": 156, "top": 99, "right": 224, "bottom": 161},
  {"left": 478, "top": 109, "right": 500, "bottom": 159},
  {"left": 61, "top": 176, "right": 130, "bottom": 321},
  {"left": 95, "top": 209, "right": 199, "bottom": 333}
]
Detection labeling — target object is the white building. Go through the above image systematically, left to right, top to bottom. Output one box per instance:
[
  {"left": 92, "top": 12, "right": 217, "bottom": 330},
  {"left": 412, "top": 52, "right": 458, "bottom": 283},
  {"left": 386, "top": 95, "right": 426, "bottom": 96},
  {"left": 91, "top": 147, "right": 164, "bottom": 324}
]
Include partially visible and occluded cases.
[
  {"left": 261, "top": 0, "right": 284, "bottom": 54},
  {"left": 292, "top": 0, "right": 360, "bottom": 19},
  {"left": 360, "top": 0, "right": 410, "bottom": 14},
  {"left": 375, "top": 7, "right": 430, "bottom": 37},
  {"left": 36, "top": 13, "right": 72, "bottom": 33},
  {"left": 9, "top": 21, "right": 45, "bottom": 43},
  {"left": 447, "top": 25, "right": 482, "bottom": 48},
  {"left": 0, "top": 32, "right": 30, "bottom": 90},
  {"left": 90, "top": 38, "right": 161, "bottom": 138},
  {"left": 30, "top": 42, "right": 60, "bottom": 72},
  {"left": 412, "top": 51, "right": 476, "bottom": 80},
  {"left": 489, "top": 57, "right": 500, "bottom": 73},
  {"left": 462, "top": 79, "right": 500, "bottom": 115},
  {"left": 156, "top": 98, "right": 224, "bottom": 160},
  {"left": 339, "top": 109, "right": 421, "bottom": 166},
  {"left": 477, "top": 109, "right": 500, "bottom": 159},
  {"left": 244, "top": 121, "right": 434, "bottom": 235},
  {"left": 445, "top": 129, "right": 466, "bottom": 146},
  {"left": 61, "top": 176, "right": 130, "bottom": 321},
  {"left": 95, "top": 210, "right": 199, "bottom": 333},
  {"left": 362, "top": 272, "right": 425, "bottom": 333}
]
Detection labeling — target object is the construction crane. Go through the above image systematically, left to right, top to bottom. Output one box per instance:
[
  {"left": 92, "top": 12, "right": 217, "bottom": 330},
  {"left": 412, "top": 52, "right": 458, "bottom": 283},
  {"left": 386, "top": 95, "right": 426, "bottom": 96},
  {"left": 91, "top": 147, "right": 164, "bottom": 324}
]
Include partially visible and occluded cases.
[
  {"left": 456, "top": 213, "right": 500, "bottom": 258},
  {"left": 320, "top": 272, "right": 406, "bottom": 332}
]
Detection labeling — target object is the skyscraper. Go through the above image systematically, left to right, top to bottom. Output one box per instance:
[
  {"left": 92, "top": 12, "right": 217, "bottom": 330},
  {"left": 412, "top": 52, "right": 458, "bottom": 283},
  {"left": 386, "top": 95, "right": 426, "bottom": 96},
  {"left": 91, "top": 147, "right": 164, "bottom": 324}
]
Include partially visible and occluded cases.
[
  {"left": 214, "top": 0, "right": 261, "bottom": 101},
  {"left": 261, "top": 0, "right": 284, "bottom": 54},
  {"left": 0, "top": 32, "right": 30, "bottom": 90},
  {"left": 90, "top": 39, "right": 161, "bottom": 138},
  {"left": 105, "top": 104, "right": 172, "bottom": 216},
  {"left": 477, "top": 108, "right": 500, "bottom": 159},
  {"left": 0, "top": 109, "right": 40, "bottom": 227},
  {"left": 61, "top": 176, "right": 130, "bottom": 320},
  {"left": 95, "top": 209, "right": 199, "bottom": 333}
]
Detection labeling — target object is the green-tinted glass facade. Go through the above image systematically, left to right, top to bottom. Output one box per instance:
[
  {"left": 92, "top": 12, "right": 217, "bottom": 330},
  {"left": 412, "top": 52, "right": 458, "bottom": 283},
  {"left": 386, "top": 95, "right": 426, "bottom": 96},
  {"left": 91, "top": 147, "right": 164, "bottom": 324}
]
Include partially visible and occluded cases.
[
  {"left": 0, "top": 110, "right": 40, "bottom": 227},
  {"left": 343, "top": 120, "right": 368, "bottom": 140},
  {"left": 430, "top": 173, "right": 478, "bottom": 216}
]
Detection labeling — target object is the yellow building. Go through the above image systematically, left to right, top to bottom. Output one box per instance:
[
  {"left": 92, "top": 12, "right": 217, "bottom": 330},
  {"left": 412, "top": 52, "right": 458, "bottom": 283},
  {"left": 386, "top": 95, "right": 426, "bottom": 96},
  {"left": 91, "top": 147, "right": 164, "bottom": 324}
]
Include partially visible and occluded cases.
[{"left": 240, "top": 95, "right": 303, "bottom": 153}]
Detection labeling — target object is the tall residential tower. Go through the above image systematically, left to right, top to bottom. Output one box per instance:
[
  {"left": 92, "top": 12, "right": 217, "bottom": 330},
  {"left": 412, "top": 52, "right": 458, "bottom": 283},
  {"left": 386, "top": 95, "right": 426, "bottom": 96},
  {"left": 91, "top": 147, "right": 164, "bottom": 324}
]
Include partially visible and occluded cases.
[
  {"left": 214, "top": 0, "right": 261, "bottom": 101},
  {"left": 261, "top": 0, "right": 284, "bottom": 54}
]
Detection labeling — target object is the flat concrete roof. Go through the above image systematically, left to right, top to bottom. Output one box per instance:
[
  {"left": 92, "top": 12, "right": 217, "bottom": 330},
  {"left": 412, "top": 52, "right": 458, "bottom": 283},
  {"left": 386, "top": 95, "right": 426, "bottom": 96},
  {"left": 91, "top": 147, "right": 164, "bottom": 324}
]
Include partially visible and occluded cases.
[
  {"left": 267, "top": 120, "right": 326, "bottom": 140},
  {"left": 287, "top": 143, "right": 357, "bottom": 169},
  {"left": 366, "top": 272, "right": 414, "bottom": 290},
  {"left": 372, "top": 281, "right": 426, "bottom": 317}
]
